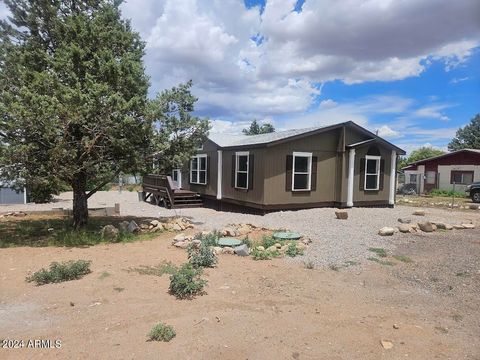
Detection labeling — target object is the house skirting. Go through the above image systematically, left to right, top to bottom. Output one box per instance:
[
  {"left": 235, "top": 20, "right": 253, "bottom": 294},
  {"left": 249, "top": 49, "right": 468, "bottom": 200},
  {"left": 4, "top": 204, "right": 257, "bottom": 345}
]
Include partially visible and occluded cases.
[{"left": 202, "top": 195, "right": 392, "bottom": 214}]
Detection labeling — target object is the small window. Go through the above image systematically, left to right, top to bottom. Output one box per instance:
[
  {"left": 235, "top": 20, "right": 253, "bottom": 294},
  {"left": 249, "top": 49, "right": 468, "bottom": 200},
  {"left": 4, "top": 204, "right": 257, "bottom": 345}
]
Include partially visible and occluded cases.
[
  {"left": 235, "top": 152, "right": 249, "bottom": 189},
  {"left": 292, "top": 152, "right": 312, "bottom": 191},
  {"left": 190, "top": 155, "right": 207, "bottom": 185},
  {"left": 364, "top": 155, "right": 380, "bottom": 190},
  {"left": 451, "top": 171, "right": 473, "bottom": 184},
  {"left": 409, "top": 174, "right": 417, "bottom": 183}
]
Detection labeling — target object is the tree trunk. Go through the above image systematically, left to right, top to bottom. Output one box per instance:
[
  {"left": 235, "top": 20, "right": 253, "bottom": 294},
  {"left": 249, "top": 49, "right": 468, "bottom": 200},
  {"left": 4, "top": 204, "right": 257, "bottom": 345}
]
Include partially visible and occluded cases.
[{"left": 72, "top": 173, "right": 88, "bottom": 229}]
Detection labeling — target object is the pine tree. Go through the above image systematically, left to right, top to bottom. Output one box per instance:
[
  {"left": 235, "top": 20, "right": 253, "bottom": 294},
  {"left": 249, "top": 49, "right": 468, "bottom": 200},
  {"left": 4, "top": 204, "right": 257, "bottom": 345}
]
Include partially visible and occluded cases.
[
  {"left": 0, "top": 0, "right": 150, "bottom": 228},
  {"left": 448, "top": 114, "right": 480, "bottom": 151}
]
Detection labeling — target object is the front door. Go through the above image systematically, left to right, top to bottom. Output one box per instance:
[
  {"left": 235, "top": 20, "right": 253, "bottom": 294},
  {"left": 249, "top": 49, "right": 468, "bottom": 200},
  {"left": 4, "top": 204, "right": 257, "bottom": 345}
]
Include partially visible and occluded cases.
[
  {"left": 172, "top": 169, "right": 182, "bottom": 189},
  {"left": 424, "top": 171, "right": 437, "bottom": 193}
]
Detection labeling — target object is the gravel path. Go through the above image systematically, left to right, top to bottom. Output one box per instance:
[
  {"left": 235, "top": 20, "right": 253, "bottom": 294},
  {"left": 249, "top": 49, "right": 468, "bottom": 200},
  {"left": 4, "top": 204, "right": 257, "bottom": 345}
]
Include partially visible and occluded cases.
[{"left": 2, "top": 191, "right": 479, "bottom": 267}]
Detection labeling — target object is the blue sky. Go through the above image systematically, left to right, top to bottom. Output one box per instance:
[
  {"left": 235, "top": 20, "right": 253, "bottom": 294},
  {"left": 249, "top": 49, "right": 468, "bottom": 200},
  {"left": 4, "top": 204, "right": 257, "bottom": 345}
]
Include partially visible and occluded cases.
[{"left": 1, "top": 0, "right": 479, "bottom": 154}]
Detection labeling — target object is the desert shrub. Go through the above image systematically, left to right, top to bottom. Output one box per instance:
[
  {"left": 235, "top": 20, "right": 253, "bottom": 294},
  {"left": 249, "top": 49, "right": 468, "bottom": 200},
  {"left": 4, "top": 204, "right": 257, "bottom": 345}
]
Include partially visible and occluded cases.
[
  {"left": 194, "top": 230, "right": 220, "bottom": 247},
  {"left": 261, "top": 235, "right": 277, "bottom": 249},
  {"left": 285, "top": 242, "right": 303, "bottom": 257},
  {"left": 188, "top": 243, "right": 217, "bottom": 268},
  {"left": 368, "top": 247, "right": 387, "bottom": 258},
  {"left": 251, "top": 248, "right": 281, "bottom": 260},
  {"left": 26, "top": 260, "right": 91, "bottom": 285},
  {"left": 127, "top": 261, "right": 177, "bottom": 276},
  {"left": 169, "top": 263, "right": 207, "bottom": 299},
  {"left": 148, "top": 323, "right": 176, "bottom": 342}
]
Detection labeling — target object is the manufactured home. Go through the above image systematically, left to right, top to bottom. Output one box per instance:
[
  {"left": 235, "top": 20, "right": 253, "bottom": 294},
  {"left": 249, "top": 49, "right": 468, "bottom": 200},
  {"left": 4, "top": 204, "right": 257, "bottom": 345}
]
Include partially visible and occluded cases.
[
  {"left": 143, "top": 121, "right": 405, "bottom": 212},
  {"left": 402, "top": 149, "right": 480, "bottom": 194}
]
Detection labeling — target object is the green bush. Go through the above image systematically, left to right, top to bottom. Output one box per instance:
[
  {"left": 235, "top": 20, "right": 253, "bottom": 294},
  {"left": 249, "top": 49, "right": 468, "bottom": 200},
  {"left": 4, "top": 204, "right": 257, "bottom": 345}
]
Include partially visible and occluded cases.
[
  {"left": 428, "top": 189, "right": 466, "bottom": 198},
  {"left": 194, "top": 230, "right": 220, "bottom": 247},
  {"left": 261, "top": 235, "right": 277, "bottom": 249},
  {"left": 285, "top": 242, "right": 303, "bottom": 257},
  {"left": 188, "top": 243, "right": 217, "bottom": 268},
  {"left": 26, "top": 260, "right": 91, "bottom": 285},
  {"left": 169, "top": 263, "right": 207, "bottom": 299},
  {"left": 148, "top": 323, "right": 176, "bottom": 342}
]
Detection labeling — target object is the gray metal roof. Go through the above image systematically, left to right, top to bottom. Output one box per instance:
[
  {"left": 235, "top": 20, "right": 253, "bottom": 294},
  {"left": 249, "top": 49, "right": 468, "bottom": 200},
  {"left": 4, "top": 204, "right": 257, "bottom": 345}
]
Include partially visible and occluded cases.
[{"left": 208, "top": 126, "right": 324, "bottom": 147}]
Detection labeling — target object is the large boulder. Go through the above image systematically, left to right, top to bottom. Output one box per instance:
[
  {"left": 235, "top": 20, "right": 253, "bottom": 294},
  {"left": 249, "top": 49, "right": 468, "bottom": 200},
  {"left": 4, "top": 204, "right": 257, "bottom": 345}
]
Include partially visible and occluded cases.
[
  {"left": 335, "top": 211, "right": 348, "bottom": 220},
  {"left": 417, "top": 221, "right": 434, "bottom": 232},
  {"left": 462, "top": 223, "right": 475, "bottom": 229},
  {"left": 101, "top": 225, "right": 119, "bottom": 241},
  {"left": 378, "top": 227, "right": 395, "bottom": 236},
  {"left": 234, "top": 244, "right": 250, "bottom": 256}
]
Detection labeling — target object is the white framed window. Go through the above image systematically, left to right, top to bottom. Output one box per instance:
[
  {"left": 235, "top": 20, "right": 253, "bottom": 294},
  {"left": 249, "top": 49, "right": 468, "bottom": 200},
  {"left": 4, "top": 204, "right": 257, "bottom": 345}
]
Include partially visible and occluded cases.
[
  {"left": 197, "top": 144, "right": 204, "bottom": 150},
  {"left": 235, "top": 151, "right": 249, "bottom": 189},
  {"left": 292, "top": 152, "right": 312, "bottom": 191},
  {"left": 190, "top": 154, "right": 207, "bottom": 185},
  {"left": 364, "top": 155, "right": 381, "bottom": 190},
  {"left": 409, "top": 174, "right": 417, "bottom": 183}
]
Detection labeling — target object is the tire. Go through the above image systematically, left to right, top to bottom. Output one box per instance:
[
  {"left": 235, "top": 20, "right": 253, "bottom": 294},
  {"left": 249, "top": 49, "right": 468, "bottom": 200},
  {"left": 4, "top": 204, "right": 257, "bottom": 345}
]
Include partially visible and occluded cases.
[{"left": 472, "top": 191, "right": 480, "bottom": 203}]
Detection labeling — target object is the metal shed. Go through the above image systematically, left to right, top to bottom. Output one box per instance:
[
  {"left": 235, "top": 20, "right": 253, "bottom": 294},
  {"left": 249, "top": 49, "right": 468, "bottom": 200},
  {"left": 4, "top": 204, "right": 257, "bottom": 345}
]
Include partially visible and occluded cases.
[{"left": 0, "top": 181, "right": 26, "bottom": 204}]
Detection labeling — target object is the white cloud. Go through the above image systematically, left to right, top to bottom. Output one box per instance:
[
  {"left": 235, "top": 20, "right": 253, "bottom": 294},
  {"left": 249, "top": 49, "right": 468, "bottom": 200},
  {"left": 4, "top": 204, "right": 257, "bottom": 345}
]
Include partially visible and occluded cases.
[
  {"left": 118, "top": 0, "right": 479, "bottom": 120},
  {"left": 413, "top": 105, "right": 452, "bottom": 121},
  {"left": 377, "top": 125, "right": 402, "bottom": 138}
]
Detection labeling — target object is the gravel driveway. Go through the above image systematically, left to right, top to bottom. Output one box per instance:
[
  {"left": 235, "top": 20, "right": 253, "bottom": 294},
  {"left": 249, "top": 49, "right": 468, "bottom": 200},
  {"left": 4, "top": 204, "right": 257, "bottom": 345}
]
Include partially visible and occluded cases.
[{"left": 2, "top": 191, "right": 479, "bottom": 267}]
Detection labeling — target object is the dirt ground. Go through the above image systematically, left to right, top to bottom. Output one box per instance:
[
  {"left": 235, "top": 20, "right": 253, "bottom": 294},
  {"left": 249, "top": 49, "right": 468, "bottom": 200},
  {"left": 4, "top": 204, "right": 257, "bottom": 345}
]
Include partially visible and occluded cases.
[{"left": 1, "top": 223, "right": 479, "bottom": 359}]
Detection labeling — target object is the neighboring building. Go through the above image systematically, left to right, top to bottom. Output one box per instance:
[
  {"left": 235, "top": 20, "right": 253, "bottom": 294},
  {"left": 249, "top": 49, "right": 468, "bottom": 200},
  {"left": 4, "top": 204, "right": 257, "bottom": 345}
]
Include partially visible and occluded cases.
[
  {"left": 172, "top": 121, "right": 405, "bottom": 212},
  {"left": 402, "top": 149, "right": 480, "bottom": 194},
  {"left": 0, "top": 181, "right": 26, "bottom": 205}
]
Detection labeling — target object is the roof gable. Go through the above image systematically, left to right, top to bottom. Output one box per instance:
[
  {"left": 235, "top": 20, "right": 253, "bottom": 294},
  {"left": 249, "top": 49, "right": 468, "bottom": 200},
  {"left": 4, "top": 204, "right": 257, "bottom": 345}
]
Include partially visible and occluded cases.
[
  {"left": 208, "top": 121, "right": 406, "bottom": 154},
  {"left": 402, "top": 149, "right": 480, "bottom": 169}
]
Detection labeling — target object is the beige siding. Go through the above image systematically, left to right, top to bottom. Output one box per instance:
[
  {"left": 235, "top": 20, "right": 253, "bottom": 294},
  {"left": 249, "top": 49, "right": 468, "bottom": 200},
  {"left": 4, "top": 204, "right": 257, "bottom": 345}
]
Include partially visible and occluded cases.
[
  {"left": 263, "top": 131, "right": 339, "bottom": 205},
  {"left": 184, "top": 139, "right": 218, "bottom": 197},
  {"left": 352, "top": 145, "right": 392, "bottom": 203},
  {"left": 221, "top": 148, "right": 265, "bottom": 204}
]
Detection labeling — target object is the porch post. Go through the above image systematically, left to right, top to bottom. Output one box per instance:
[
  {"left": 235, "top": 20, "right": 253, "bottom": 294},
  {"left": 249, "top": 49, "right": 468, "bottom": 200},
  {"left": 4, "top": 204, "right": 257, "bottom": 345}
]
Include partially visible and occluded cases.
[
  {"left": 347, "top": 148, "right": 355, "bottom": 207},
  {"left": 217, "top": 150, "right": 223, "bottom": 200},
  {"left": 389, "top": 150, "right": 396, "bottom": 205}
]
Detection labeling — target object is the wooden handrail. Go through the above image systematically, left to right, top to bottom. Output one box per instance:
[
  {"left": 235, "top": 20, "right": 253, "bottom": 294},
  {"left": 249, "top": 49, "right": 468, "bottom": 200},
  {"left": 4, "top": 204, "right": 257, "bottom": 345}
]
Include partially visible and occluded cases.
[{"left": 143, "top": 174, "right": 175, "bottom": 206}]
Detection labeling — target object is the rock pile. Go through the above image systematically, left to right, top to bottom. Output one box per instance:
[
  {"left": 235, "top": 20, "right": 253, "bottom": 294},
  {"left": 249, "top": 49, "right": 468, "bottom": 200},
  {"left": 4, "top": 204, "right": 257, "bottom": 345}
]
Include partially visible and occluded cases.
[
  {"left": 377, "top": 218, "right": 476, "bottom": 236},
  {"left": 220, "top": 223, "right": 258, "bottom": 237}
]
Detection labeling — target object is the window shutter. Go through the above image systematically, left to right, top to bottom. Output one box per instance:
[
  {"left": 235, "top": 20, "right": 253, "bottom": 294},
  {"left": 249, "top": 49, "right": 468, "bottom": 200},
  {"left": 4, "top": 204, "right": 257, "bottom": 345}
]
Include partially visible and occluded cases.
[
  {"left": 231, "top": 154, "right": 235, "bottom": 188},
  {"left": 248, "top": 154, "right": 254, "bottom": 190},
  {"left": 286, "top": 155, "right": 293, "bottom": 191},
  {"left": 206, "top": 156, "right": 210, "bottom": 185},
  {"left": 311, "top": 156, "right": 317, "bottom": 191},
  {"left": 359, "top": 158, "right": 365, "bottom": 191},
  {"left": 379, "top": 159, "right": 385, "bottom": 191}
]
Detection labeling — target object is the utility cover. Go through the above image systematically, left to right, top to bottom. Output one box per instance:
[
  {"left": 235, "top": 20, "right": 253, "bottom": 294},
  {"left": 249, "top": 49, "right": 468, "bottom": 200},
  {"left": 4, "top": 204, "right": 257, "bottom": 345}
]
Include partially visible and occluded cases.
[
  {"left": 273, "top": 232, "right": 301, "bottom": 240},
  {"left": 218, "top": 237, "right": 243, "bottom": 247}
]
